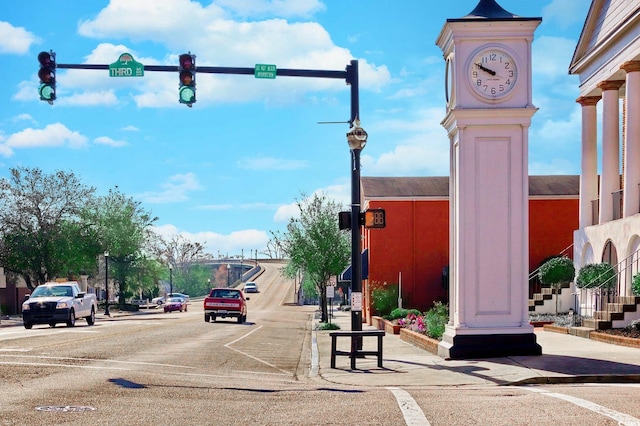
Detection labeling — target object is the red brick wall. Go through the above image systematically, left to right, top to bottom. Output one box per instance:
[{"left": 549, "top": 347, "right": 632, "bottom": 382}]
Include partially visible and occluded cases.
[{"left": 363, "top": 197, "right": 577, "bottom": 317}]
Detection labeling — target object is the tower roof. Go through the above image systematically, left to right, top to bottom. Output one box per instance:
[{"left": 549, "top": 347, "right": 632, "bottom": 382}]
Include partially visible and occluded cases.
[
  {"left": 446, "top": 0, "right": 541, "bottom": 22},
  {"left": 466, "top": 0, "right": 517, "bottom": 19}
]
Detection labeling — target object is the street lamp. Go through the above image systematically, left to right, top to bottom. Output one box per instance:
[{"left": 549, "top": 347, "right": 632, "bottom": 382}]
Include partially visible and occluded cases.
[
  {"left": 347, "top": 117, "right": 367, "bottom": 333},
  {"left": 104, "top": 251, "right": 110, "bottom": 316},
  {"left": 226, "top": 263, "right": 231, "bottom": 287},
  {"left": 169, "top": 264, "right": 173, "bottom": 296},
  {"left": 207, "top": 278, "right": 211, "bottom": 289}
]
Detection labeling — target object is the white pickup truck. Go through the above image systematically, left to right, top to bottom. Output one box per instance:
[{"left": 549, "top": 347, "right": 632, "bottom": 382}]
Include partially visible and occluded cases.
[{"left": 21, "top": 282, "right": 98, "bottom": 329}]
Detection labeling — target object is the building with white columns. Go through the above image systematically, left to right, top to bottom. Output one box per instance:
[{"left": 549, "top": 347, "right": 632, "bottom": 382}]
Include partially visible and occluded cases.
[{"left": 569, "top": 1, "right": 640, "bottom": 309}]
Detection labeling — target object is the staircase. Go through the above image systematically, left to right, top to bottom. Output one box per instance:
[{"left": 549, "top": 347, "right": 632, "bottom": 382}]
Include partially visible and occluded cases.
[
  {"left": 528, "top": 282, "right": 571, "bottom": 312},
  {"left": 582, "top": 296, "right": 640, "bottom": 330}
]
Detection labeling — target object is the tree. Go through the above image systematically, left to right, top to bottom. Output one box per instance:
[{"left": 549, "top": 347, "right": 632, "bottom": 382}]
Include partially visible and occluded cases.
[
  {"left": 0, "top": 167, "right": 95, "bottom": 289},
  {"left": 83, "top": 187, "right": 156, "bottom": 306},
  {"left": 276, "top": 193, "right": 350, "bottom": 322},
  {"left": 151, "top": 233, "right": 210, "bottom": 296},
  {"left": 538, "top": 256, "right": 575, "bottom": 314},
  {"left": 576, "top": 263, "right": 616, "bottom": 289}
]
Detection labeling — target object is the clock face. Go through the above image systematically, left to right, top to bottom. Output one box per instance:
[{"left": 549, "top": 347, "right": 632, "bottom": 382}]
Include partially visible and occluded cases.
[
  {"left": 468, "top": 48, "right": 518, "bottom": 99},
  {"left": 445, "top": 56, "right": 454, "bottom": 105}
]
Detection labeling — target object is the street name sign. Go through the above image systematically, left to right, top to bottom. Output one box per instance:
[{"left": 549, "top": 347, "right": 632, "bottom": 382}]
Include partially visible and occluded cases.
[
  {"left": 109, "top": 53, "right": 144, "bottom": 77},
  {"left": 255, "top": 64, "right": 276, "bottom": 79}
]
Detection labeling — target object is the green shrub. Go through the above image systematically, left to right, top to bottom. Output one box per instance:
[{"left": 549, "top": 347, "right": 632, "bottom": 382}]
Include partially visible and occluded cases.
[
  {"left": 538, "top": 256, "right": 575, "bottom": 286},
  {"left": 576, "top": 263, "right": 616, "bottom": 289},
  {"left": 632, "top": 273, "right": 640, "bottom": 296},
  {"left": 371, "top": 284, "right": 398, "bottom": 318},
  {"left": 424, "top": 301, "right": 448, "bottom": 340},
  {"left": 388, "top": 308, "right": 421, "bottom": 320},
  {"left": 317, "top": 322, "right": 340, "bottom": 330}
]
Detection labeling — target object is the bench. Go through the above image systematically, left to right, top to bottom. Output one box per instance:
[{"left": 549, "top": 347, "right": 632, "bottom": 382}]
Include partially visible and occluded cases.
[{"left": 329, "top": 330, "right": 385, "bottom": 369}]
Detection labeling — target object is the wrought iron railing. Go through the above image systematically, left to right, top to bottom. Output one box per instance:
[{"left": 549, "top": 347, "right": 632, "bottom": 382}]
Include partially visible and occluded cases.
[{"left": 574, "top": 248, "right": 640, "bottom": 321}]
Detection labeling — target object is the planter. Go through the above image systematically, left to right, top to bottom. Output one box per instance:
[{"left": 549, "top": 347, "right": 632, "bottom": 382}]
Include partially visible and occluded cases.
[
  {"left": 372, "top": 316, "right": 401, "bottom": 334},
  {"left": 530, "top": 321, "right": 554, "bottom": 327},
  {"left": 543, "top": 324, "right": 569, "bottom": 334},
  {"left": 400, "top": 328, "right": 439, "bottom": 354},
  {"left": 589, "top": 332, "right": 640, "bottom": 349}
]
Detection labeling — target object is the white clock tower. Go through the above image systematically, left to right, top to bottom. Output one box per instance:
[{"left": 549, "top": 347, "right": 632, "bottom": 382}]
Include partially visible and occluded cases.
[{"left": 436, "top": 0, "right": 542, "bottom": 359}]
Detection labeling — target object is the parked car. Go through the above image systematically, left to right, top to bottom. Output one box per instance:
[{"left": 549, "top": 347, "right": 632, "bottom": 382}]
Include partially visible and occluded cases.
[
  {"left": 243, "top": 282, "right": 258, "bottom": 293},
  {"left": 167, "top": 293, "right": 190, "bottom": 303},
  {"left": 151, "top": 296, "right": 165, "bottom": 305},
  {"left": 164, "top": 297, "right": 187, "bottom": 313}
]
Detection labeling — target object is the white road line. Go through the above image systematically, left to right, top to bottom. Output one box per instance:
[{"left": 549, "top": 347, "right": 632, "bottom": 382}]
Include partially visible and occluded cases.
[
  {"left": 224, "top": 325, "right": 292, "bottom": 375},
  {"left": 0, "top": 354, "right": 195, "bottom": 369},
  {"left": 0, "top": 361, "right": 129, "bottom": 371},
  {"left": 387, "top": 387, "right": 431, "bottom": 426},
  {"left": 522, "top": 387, "right": 640, "bottom": 426}
]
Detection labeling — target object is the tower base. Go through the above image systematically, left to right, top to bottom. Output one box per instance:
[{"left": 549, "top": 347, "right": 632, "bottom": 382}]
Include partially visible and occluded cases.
[{"left": 437, "top": 331, "right": 542, "bottom": 360}]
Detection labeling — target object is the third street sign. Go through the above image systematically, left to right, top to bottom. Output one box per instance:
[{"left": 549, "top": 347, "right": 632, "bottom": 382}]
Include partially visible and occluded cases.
[
  {"left": 109, "top": 53, "right": 144, "bottom": 77},
  {"left": 255, "top": 64, "right": 276, "bottom": 79}
]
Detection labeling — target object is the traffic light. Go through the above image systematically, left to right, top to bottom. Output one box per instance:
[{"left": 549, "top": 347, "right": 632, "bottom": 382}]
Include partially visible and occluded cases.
[
  {"left": 37, "top": 51, "right": 56, "bottom": 104},
  {"left": 178, "top": 53, "right": 196, "bottom": 106},
  {"left": 363, "top": 209, "right": 386, "bottom": 229},
  {"left": 338, "top": 211, "right": 351, "bottom": 230}
]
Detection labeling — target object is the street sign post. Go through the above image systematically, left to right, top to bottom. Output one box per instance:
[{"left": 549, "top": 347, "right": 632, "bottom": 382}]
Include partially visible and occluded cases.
[
  {"left": 109, "top": 53, "right": 144, "bottom": 77},
  {"left": 255, "top": 64, "right": 276, "bottom": 79}
]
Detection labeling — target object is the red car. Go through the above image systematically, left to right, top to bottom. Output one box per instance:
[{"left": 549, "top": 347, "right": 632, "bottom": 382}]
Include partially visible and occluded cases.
[{"left": 164, "top": 297, "right": 187, "bottom": 313}]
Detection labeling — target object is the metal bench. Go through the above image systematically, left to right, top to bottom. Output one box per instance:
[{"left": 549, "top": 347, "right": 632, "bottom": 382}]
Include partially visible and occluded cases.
[{"left": 329, "top": 330, "right": 385, "bottom": 369}]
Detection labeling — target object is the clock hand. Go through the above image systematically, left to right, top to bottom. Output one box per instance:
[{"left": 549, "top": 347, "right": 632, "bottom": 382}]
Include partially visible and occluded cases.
[{"left": 475, "top": 63, "right": 496, "bottom": 76}]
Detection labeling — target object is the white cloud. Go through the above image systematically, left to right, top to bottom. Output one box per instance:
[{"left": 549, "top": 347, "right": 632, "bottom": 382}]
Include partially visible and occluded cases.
[
  {"left": 217, "top": 0, "right": 325, "bottom": 18},
  {"left": 542, "top": 0, "right": 589, "bottom": 30},
  {"left": 66, "top": 2, "right": 391, "bottom": 108},
  {"left": 0, "top": 21, "right": 40, "bottom": 54},
  {"left": 533, "top": 36, "right": 578, "bottom": 81},
  {"left": 58, "top": 91, "right": 119, "bottom": 107},
  {"left": 361, "top": 108, "right": 449, "bottom": 176},
  {"left": 11, "top": 113, "right": 35, "bottom": 123},
  {"left": 1, "top": 123, "right": 88, "bottom": 157},
  {"left": 121, "top": 125, "right": 139, "bottom": 131},
  {"left": 94, "top": 136, "right": 128, "bottom": 147},
  {"left": 136, "top": 172, "right": 202, "bottom": 203},
  {"left": 272, "top": 180, "right": 349, "bottom": 223},
  {"left": 152, "top": 224, "right": 270, "bottom": 254}
]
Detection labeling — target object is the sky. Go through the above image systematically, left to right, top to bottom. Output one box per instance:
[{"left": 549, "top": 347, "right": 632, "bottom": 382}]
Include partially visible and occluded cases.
[{"left": 0, "top": 0, "right": 592, "bottom": 258}]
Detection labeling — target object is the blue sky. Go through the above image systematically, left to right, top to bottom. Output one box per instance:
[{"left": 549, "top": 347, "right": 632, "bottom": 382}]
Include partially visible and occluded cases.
[{"left": 1, "top": 0, "right": 591, "bottom": 257}]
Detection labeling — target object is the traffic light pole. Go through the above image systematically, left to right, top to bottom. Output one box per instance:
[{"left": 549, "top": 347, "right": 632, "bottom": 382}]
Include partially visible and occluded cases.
[{"left": 51, "top": 57, "right": 363, "bottom": 334}]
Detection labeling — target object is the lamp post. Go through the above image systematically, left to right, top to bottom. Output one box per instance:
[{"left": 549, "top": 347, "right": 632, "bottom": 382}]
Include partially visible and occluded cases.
[
  {"left": 347, "top": 117, "right": 367, "bottom": 333},
  {"left": 104, "top": 251, "right": 110, "bottom": 316},
  {"left": 226, "top": 263, "right": 231, "bottom": 287},
  {"left": 169, "top": 264, "right": 173, "bottom": 296},
  {"left": 207, "top": 278, "right": 211, "bottom": 289}
]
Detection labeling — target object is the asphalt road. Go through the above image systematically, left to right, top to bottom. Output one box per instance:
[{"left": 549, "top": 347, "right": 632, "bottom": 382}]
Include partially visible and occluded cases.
[{"left": 2, "top": 262, "right": 640, "bottom": 425}]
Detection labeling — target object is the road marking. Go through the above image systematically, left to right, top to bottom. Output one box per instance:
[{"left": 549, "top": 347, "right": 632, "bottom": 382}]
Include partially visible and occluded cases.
[
  {"left": 224, "top": 325, "right": 292, "bottom": 375},
  {"left": 0, "top": 354, "right": 195, "bottom": 369},
  {"left": 0, "top": 361, "right": 129, "bottom": 371},
  {"left": 387, "top": 387, "right": 431, "bottom": 426},
  {"left": 522, "top": 387, "right": 640, "bottom": 425}
]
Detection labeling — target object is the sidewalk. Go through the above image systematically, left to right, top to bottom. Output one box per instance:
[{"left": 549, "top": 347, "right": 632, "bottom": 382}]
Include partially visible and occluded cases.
[{"left": 312, "top": 309, "right": 640, "bottom": 387}]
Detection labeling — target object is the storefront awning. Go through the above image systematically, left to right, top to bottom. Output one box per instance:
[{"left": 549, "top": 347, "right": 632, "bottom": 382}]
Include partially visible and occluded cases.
[{"left": 338, "top": 249, "right": 368, "bottom": 282}]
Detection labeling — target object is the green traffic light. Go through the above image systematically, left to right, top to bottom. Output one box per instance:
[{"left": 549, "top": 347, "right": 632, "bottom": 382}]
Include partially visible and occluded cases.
[
  {"left": 38, "top": 84, "right": 55, "bottom": 101},
  {"left": 179, "top": 86, "right": 195, "bottom": 105}
]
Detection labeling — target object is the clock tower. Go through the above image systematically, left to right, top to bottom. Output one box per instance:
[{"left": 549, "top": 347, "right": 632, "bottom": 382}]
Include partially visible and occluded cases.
[{"left": 436, "top": 0, "right": 542, "bottom": 359}]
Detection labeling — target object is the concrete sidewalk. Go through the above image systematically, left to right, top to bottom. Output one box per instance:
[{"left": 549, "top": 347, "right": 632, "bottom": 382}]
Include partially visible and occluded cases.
[{"left": 312, "top": 309, "right": 640, "bottom": 387}]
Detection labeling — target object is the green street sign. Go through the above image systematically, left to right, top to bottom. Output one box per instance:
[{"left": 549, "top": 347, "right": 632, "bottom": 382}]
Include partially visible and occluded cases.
[
  {"left": 109, "top": 53, "right": 144, "bottom": 77},
  {"left": 255, "top": 64, "right": 276, "bottom": 79}
]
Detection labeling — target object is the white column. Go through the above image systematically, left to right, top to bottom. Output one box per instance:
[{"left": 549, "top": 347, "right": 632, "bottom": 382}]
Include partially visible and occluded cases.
[
  {"left": 622, "top": 61, "right": 640, "bottom": 217},
  {"left": 597, "top": 80, "right": 624, "bottom": 224},
  {"left": 577, "top": 96, "right": 600, "bottom": 228}
]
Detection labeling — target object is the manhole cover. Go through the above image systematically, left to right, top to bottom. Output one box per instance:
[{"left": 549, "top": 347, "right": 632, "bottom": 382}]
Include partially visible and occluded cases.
[{"left": 35, "top": 406, "right": 96, "bottom": 412}]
